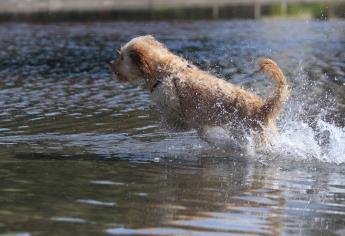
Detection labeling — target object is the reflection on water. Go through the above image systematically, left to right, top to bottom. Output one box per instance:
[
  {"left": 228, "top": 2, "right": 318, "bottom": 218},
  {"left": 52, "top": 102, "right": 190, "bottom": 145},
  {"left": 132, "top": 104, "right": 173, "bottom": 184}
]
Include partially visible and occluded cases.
[
  {"left": 0, "top": 20, "right": 344, "bottom": 235},
  {"left": 1, "top": 157, "right": 345, "bottom": 235}
]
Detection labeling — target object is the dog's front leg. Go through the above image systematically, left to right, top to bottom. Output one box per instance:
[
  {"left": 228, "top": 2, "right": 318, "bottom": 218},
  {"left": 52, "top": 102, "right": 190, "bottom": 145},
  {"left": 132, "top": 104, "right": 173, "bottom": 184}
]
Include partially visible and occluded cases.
[{"left": 197, "top": 126, "right": 230, "bottom": 146}]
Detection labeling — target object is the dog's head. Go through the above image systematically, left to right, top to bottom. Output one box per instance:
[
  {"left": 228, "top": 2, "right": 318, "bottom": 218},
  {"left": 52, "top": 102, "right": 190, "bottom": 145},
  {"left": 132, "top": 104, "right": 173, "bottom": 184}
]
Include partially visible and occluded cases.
[{"left": 111, "top": 35, "right": 170, "bottom": 85}]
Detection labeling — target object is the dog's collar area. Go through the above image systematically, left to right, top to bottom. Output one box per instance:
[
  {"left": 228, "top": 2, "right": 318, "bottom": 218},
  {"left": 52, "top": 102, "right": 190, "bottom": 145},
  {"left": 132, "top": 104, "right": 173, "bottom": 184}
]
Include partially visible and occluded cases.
[{"left": 150, "top": 80, "right": 162, "bottom": 93}]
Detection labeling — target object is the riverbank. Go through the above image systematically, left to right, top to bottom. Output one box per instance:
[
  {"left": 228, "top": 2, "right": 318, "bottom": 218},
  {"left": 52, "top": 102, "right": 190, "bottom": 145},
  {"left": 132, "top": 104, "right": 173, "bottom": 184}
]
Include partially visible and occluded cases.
[{"left": 0, "top": 1, "right": 344, "bottom": 22}]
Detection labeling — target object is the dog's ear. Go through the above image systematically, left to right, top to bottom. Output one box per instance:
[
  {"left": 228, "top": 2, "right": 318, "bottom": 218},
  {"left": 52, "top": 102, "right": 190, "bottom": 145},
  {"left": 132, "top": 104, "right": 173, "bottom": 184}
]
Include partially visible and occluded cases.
[
  {"left": 129, "top": 48, "right": 154, "bottom": 78},
  {"left": 129, "top": 49, "right": 142, "bottom": 67}
]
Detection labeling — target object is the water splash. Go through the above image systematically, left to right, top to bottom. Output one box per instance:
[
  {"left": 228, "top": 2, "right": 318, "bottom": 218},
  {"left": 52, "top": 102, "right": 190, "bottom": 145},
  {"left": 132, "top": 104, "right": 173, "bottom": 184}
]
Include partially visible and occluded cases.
[
  {"left": 267, "top": 63, "right": 345, "bottom": 164},
  {"left": 204, "top": 66, "right": 345, "bottom": 164},
  {"left": 259, "top": 66, "right": 345, "bottom": 164},
  {"left": 265, "top": 118, "right": 345, "bottom": 164}
]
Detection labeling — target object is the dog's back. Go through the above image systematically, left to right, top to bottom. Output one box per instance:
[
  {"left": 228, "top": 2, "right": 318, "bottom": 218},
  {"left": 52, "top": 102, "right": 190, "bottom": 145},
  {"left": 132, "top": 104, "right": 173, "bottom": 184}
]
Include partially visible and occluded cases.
[{"left": 170, "top": 59, "right": 288, "bottom": 132}]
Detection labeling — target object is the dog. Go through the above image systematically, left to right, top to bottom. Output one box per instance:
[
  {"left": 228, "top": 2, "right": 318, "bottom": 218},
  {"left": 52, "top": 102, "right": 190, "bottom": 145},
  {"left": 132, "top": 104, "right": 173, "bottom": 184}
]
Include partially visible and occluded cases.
[{"left": 111, "top": 35, "right": 288, "bottom": 146}]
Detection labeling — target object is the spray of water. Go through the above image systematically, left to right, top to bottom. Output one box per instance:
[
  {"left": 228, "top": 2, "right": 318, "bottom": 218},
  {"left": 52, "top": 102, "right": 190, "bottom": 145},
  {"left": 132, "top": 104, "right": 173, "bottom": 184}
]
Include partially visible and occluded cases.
[
  {"left": 204, "top": 65, "right": 345, "bottom": 164},
  {"left": 266, "top": 65, "right": 345, "bottom": 164}
]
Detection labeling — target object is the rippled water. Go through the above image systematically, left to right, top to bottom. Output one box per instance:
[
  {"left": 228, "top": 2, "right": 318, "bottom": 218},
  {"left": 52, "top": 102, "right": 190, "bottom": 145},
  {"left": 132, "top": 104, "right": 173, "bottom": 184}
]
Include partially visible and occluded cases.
[{"left": 0, "top": 20, "right": 344, "bottom": 235}]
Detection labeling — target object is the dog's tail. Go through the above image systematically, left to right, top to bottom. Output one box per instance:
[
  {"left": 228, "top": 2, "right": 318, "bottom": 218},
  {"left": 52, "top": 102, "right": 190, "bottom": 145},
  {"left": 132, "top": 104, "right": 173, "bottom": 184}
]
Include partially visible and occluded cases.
[{"left": 259, "top": 58, "right": 288, "bottom": 122}]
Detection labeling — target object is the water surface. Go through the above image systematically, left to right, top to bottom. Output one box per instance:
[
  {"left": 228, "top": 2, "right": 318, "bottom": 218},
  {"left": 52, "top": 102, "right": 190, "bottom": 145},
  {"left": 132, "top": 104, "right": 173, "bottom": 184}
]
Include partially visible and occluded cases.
[{"left": 0, "top": 20, "right": 344, "bottom": 235}]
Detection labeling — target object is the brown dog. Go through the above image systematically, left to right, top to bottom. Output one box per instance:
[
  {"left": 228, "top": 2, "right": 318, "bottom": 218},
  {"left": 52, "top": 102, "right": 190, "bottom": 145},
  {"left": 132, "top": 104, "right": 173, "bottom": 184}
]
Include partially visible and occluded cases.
[{"left": 111, "top": 35, "right": 288, "bottom": 146}]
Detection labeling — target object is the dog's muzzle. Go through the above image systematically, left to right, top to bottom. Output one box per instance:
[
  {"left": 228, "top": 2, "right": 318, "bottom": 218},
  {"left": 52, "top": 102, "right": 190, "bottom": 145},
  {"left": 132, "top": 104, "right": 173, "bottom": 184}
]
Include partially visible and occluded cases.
[
  {"left": 110, "top": 60, "right": 118, "bottom": 73},
  {"left": 110, "top": 61, "right": 128, "bottom": 83}
]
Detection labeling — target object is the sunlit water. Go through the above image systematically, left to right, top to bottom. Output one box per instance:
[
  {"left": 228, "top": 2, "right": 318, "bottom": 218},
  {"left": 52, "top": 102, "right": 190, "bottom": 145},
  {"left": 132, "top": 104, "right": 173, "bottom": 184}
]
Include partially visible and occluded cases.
[{"left": 0, "top": 20, "right": 344, "bottom": 235}]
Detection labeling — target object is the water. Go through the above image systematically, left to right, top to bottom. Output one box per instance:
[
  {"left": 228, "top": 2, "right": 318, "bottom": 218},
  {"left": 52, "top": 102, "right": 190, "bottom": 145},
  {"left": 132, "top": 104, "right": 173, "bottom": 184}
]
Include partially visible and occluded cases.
[{"left": 0, "top": 20, "right": 344, "bottom": 235}]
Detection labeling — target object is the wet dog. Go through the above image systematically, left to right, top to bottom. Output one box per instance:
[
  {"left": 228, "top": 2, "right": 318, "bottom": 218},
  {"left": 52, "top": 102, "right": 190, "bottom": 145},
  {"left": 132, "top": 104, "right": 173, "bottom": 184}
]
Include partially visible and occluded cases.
[{"left": 111, "top": 35, "right": 288, "bottom": 146}]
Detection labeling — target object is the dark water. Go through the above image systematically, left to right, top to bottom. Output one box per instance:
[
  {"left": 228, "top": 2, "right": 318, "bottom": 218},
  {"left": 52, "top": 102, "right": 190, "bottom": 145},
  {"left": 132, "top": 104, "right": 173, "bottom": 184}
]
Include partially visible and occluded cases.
[{"left": 0, "top": 20, "right": 344, "bottom": 235}]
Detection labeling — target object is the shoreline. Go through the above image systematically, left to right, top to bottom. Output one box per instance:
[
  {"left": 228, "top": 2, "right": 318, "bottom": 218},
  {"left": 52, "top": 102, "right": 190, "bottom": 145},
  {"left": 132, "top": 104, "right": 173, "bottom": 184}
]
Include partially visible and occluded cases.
[{"left": 0, "top": 2, "right": 344, "bottom": 22}]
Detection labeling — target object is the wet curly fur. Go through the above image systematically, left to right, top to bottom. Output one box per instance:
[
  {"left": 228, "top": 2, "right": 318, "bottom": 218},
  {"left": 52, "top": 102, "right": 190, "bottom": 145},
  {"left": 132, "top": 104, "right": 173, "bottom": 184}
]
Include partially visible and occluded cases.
[{"left": 111, "top": 35, "right": 288, "bottom": 146}]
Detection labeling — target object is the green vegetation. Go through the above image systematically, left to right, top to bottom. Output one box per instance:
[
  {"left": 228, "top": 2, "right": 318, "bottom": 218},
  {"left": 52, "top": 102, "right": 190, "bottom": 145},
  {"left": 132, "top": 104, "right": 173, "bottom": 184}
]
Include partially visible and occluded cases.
[{"left": 263, "top": 3, "right": 344, "bottom": 19}]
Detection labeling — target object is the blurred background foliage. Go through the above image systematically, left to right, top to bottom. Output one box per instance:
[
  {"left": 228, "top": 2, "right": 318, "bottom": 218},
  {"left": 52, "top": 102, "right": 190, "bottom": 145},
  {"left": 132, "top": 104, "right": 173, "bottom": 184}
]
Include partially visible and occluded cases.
[{"left": 0, "top": 0, "right": 344, "bottom": 22}]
